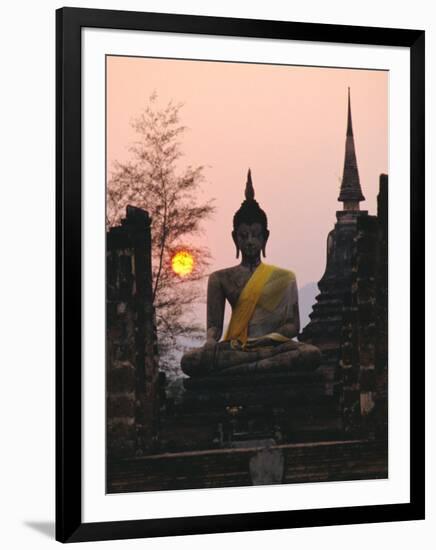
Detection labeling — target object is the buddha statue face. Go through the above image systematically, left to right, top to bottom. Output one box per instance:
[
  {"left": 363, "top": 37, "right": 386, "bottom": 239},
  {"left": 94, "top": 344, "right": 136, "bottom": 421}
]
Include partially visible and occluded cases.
[
  {"left": 232, "top": 169, "right": 269, "bottom": 260},
  {"left": 232, "top": 222, "right": 269, "bottom": 260}
]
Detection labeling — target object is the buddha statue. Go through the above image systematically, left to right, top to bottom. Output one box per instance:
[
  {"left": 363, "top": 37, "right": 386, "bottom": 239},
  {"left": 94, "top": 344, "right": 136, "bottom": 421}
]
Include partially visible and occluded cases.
[{"left": 181, "top": 170, "right": 321, "bottom": 378}]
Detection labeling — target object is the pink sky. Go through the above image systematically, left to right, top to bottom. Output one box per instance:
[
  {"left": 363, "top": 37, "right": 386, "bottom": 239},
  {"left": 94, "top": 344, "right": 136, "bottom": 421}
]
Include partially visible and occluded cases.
[{"left": 107, "top": 56, "right": 388, "bottom": 326}]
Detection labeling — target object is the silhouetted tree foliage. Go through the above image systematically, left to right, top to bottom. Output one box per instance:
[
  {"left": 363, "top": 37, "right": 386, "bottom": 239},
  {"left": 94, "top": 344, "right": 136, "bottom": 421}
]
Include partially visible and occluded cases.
[{"left": 108, "top": 93, "right": 215, "bottom": 374}]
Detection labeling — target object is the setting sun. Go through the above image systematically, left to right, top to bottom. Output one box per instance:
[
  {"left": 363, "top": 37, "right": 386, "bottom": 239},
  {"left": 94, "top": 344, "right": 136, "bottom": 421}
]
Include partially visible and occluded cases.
[{"left": 171, "top": 250, "right": 195, "bottom": 277}]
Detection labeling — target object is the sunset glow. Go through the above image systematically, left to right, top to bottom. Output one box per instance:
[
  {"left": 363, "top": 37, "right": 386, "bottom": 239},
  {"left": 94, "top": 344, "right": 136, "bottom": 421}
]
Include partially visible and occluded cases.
[
  {"left": 107, "top": 56, "right": 388, "bottom": 328},
  {"left": 171, "top": 250, "right": 195, "bottom": 277}
]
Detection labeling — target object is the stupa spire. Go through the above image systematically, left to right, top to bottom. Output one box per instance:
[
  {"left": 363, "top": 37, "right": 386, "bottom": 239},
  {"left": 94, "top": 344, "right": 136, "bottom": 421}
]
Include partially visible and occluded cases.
[{"left": 338, "top": 88, "right": 365, "bottom": 209}]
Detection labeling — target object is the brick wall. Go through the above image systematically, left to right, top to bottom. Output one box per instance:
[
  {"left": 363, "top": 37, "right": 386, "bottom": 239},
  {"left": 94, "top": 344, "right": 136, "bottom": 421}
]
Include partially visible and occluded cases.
[
  {"left": 340, "top": 175, "right": 388, "bottom": 437},
  {"left": 106, "top": 206, "right": 159, "bottom": 459}
]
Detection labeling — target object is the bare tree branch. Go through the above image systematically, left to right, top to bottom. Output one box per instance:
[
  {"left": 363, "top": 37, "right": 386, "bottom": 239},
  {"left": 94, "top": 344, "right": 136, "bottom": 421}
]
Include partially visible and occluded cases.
[{"left": 108, "top": 94, "right": 215, "bottom": 375}]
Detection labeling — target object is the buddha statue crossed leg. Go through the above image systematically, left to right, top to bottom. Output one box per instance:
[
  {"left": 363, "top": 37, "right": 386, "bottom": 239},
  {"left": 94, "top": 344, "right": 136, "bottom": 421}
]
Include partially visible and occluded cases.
[{"left": 181, "top": 170, "right": 321, "bottom": 378}]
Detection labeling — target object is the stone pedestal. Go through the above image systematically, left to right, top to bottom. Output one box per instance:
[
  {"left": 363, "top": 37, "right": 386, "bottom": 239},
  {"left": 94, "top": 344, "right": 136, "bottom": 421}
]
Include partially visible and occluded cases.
[{"left": 159, "top": 369, "right": 342, "bottom": 452}]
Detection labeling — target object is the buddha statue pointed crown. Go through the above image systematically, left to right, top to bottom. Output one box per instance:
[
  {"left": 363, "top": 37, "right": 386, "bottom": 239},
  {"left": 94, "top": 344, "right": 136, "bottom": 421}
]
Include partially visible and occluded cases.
[{"left": 233, "top": 169, "right": 268, "bottom": 232}]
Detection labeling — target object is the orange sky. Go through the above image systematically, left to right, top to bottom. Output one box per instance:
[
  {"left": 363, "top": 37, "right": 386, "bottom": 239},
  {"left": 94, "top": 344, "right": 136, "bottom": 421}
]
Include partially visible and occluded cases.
[{"left": 107, "top": 55, "right": 388, "bottom": 326}]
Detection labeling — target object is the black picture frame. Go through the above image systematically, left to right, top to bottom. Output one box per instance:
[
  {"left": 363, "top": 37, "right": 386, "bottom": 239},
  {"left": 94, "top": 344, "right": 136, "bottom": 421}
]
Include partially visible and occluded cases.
[{"left": 56, "top": 6, "right": 425, "bottom": 543}]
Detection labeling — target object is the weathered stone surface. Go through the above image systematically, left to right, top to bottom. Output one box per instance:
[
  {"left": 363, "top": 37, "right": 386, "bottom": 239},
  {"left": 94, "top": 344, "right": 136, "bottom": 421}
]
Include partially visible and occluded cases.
[
  {"left": 300, "top": 166, "right": 388, "bottom": 441},
  {"left": 339, "top": 175, "right": 388, "bottom": 437},
  {"left": 107, "top": 206, "right": 159, "bottom": 458},
  {"left": 300, "top": 207, "right": 369, "bottom": 395},
  {"left": 107, "top": 362, "right": 135, "bottom": 393},
  {"left": 159, "top": 368, "right": 341, "bottom": 453},
  {"left": 107, "top": 394, "right": 135, "bottom": 417},
  {"left": 107, "top": 439, "right": 387, "bottom": 493},
  {"left": 249, "top": 447, "right": 285, "bottom": 485}
]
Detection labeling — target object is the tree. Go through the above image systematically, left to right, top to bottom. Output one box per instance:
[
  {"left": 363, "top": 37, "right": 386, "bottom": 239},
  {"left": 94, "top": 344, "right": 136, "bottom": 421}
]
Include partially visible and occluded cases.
[{"left": 107, "top": 93, "right": 215, "bottom": 374}]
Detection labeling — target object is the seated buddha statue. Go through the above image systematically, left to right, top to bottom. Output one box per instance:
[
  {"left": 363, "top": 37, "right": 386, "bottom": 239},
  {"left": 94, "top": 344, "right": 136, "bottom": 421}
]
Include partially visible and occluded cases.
[{"left": 181, "top": 170, "right": 321, "bottom": 378}]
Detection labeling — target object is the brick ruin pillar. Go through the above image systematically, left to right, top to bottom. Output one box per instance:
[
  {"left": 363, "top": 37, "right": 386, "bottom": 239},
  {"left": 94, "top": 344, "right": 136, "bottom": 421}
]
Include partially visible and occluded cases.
[
  {"left": 373, "top": 174, "right": 388, "bottom": 440},
  {"left": 340, "top": 175, "right": 388, "bottom": 437},
  {"left": 106, "top": 206, "right": 159, "bottom": 458},
  {"left": 341, "top": 214, "right": 378, "bottom": 435}
]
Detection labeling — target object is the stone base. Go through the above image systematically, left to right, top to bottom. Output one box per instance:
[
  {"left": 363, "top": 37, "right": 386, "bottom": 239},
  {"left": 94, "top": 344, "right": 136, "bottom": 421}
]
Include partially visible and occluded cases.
[
  {"left": 159, "top": 368, "right": 343, "bottom": 452},
  {"left": 184, "top": 368, "right": 322, "bottom": 389},
  {"left": 107, "top": 439, "right": 388, "bottom": 493}
]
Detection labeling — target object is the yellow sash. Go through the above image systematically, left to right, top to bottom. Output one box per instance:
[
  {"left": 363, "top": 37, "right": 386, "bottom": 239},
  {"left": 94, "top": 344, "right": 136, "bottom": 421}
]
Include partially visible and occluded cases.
[
  {"left": 224, "top": 262, "right": 288, "bottom": 346},
  {"left": 224, "top": 263, "right": 296, "bottom": 347}
]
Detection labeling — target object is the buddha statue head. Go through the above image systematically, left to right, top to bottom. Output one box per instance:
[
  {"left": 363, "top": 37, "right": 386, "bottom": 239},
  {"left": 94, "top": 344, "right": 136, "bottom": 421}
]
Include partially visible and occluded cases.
[{"left": 232, "top": 169, "right": 270, "bottom": 260}]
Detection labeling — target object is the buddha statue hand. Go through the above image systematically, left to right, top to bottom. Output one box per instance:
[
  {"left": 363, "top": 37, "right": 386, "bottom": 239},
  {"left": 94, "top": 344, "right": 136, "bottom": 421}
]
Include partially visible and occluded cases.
[
  {"left": 244, "top": 336, "right": 277, "bottom": 349},
  {"left": 204, "top": 337, "right": 218, "bottom": 349},
  {"left": 181, "top": 339, "right": 220, "bottom": 377}
]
